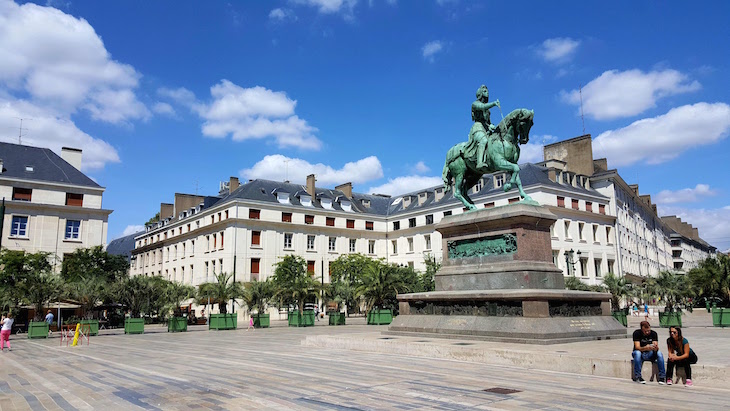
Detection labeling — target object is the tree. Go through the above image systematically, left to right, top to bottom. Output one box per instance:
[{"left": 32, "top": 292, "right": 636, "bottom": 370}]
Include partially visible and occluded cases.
[
  {"left": 146, "top": 212, "right": 160, "bottom": 225},
  {"left": 61, "top": 246, "right": 129, "bottom": 283},
  {"left": 0, "top": 250, "right": 53, "bottom": 313},
  {"left": 329, "top": 254, "right": 374, "bottom": 314},
  {"left": 418, "top": 254, "right": 440, "bottom": 293},
  {"left": 271, "top": 255, "right": 320, "bottom": 316},
  {"left": 688, "top": 255, "right": 730, "bottom": 306},
  {"left": 356, "top": 261, "right": 410, "bottom": 312},
  {"left": 646, "top": 271, "right": 691, "bottom": 312},
  {"left": 23, "top": 272, "right": 63, "bottom": 321},
  {"left": 197, "top": 272, "right": 243, "bottom": 314},
  {"left": 600, "top": 272, "right": 631, "bottom": 311},
  {"left": 67, "top": 275, "right": 107, "bottom": 319},
  {"left": 115, "top": 275, "right": 168, "bottom": 318},
  {"left": 565, "top": 276, "right": 592, "bottom": 291},
  {"left": 242, "top": 279, "right": 274, "bottom": 315},
  {"left": 165, "top": 281, "right": 195, "bottom": 317}
]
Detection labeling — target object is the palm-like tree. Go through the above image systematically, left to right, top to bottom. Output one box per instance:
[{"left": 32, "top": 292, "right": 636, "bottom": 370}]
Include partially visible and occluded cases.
[
  {"left": 271, "top": 255, "right": 321, "bottom": 316},
  {"left": 688, "top": 255, "right": 730, "bottom": 306},
  {"left": 356, "top": 262, "right": 409, "bottom": 312},
  {"left": 647, "top": 270, "right": 690, "bottom": 312},
  {"left": 24, "top": 271, "right": 62, "bottom": 321},
  {"left": 197, "top": 272, "right": 243, "bottom": 314},
  {"left": 600, "top": 272, "right": 630, "bottom": 311},
  {"left": 67, "top": 275, "right": 107, "bottom": 319},
  {"left": 242, "top": 279, "right": 274, "bottom": 315},
  {"left": 165, "top": 281, "right": 196, "bottom": 317}
]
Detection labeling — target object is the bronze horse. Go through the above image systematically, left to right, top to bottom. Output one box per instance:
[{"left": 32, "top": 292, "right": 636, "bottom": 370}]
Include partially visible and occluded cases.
[{"left": 442, "top": 108, "right": 535, "bottom": 210}]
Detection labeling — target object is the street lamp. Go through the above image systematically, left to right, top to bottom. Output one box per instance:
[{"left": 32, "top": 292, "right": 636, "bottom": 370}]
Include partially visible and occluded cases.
[{"left": 564, "top": 249, "right": 582, "bottom": 276}]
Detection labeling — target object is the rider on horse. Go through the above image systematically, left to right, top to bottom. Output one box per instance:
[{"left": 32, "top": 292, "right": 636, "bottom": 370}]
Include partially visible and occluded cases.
[{"left": 464, "top": 85, "right": 500, "bottom": 172}]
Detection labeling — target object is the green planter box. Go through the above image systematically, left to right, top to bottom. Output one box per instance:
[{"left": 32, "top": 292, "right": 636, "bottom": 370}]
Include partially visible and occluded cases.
[
  {"left": 712, "top": 308, "right": 730, "bottom": 327},
  {"left": 367, "top": 309, "right": 393, "bottom": 325},
  {"left": 288, "top": 310, "right": 315, "bottom": 327},
  {"left": 611, "top": 311, "right": 628, "bottom": 327},
  {"left": 658, "top": 311, "right": 682, "bottom": 328},
  {"left": 328, "top": 312, "right": 346, "bottom": 326},
  {"left": 209, "top": 314, "right": 237, "bottom": 330},
  {"left": 252, "top": 314, "right": 270, "bottom": 328},
  {"left": 168, "top": 317, "right": 188, "bottom": 332},
  {"left": 124, "top": 318, "right": 145, "bottom": 334},
  {"left": 79, "top": 319, "right": 99, "bottom": 336},
  {"left": 27, "top": 321, "right": 49, "bottom": 339}
]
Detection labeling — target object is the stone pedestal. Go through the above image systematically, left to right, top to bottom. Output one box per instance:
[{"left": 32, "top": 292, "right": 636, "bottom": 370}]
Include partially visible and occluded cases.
[{"left": 388, "top": 203, "right": 626, "bottom": 344}]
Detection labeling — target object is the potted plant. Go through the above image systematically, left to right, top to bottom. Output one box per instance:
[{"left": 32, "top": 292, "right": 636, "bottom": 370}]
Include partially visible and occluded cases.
[
  {"left": 272, "top": 255, "right": 320, "bottom": 327},
  {"left": 687, "top": 255, "right": 730, "bottom": 327},
  {"left": 357, "top": 261, "right": 408, "bottom": 325},
  {"left": 23, "top": 269, "right": 60, "bottom": 339},
  {"left": 647, "top": 271, "right": 691, "bottom": 328},
  {"left": 199, "top": 272, "right": 243, "bottom": 330},
  {"left": 601, "top": 273, "right": 630, "bottom": 327},
  {"left": 67, "top": 275, "right": 107, "bottom": 336},
  {"left": 116, "top": 275, "right": 159, "bottom": 334},
  {"left": 242, "top": 279, "right": 273, "bottom": 328},
  {"left": 165, "top": 281, "right": 195, "bottom": 332},
  {"left": 325, "top": 283, "right": 347, "bottom": 326}
]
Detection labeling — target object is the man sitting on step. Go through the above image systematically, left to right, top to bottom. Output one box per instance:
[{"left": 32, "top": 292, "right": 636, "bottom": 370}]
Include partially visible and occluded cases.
[{"left": 632, "top": 321, "right": 667, "bottom": 384}]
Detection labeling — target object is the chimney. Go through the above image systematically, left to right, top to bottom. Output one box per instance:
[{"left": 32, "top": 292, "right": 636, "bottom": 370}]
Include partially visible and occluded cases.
[
  {"left": 61, "top": 147, "right": 82, "bottom": 170},
  {"left": 593, "top": 158, "right": 608, "bottom": 173},
  {"left": 306, "top": 174, "right": 316, "bottom": 198},
  {"left": 229, "top": 177, "right": 240, "bottom": 193},
  {"left": 335, "top": 182, "right": 352, "bottom": 199},
  {"left": 160, "top": 203, "right": 174, "bottom": 220}
]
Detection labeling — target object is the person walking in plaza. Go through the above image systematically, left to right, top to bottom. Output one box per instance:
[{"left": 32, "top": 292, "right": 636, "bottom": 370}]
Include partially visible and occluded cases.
[
  {"left": 644, "top": 302, "right": 649, "bottom": 321},
  {"left": 45, "top": 310, "right": 54, "bottom": 335},
  {"left": 1, "top": 312, "right": 14, "bottom": 351},
  {"left": 247, "top": 315, "right": 254, "bottom": 331},
  {"left": 632, "top": 321, "right": 666, "bottom": 384},
  {"left": 666, "top": 326, "right": 697, "bottom": 386}
]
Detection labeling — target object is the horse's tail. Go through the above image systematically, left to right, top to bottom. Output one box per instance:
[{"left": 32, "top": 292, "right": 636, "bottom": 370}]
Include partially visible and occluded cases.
[
  {"left": 442, "top": 144, "right": 460, "bottom": 192},
  {"left": 442, "top": 161, "right": 452, "bottom": 192}
]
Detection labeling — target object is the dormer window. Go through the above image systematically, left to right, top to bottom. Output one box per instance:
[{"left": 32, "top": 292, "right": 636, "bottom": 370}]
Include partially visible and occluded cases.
[
  {"left": 25, "top": 166, "right": 34, "bottom": 172},
  {"left": 495, "top": 174, "right": 505, "bottom": 188},
  {"left": 277, "top": 192, "right": 290, "bottom": 204},
  {"left": 300, "top": 194, "right": 313, "bottom": 207},
  {"left": 403, "top": 196, "right": 412, "bottom": 208},
  {"left": 321, "top": 198, "right": 333, "bottom": 209},
  {"left": 340, "top": 199, "right": 352, "bottom": 212},
  {"left": 361, "top": 199, "right": 371, "bottom": 208}
]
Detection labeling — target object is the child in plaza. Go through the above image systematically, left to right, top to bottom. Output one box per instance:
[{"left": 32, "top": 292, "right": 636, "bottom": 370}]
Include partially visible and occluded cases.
[
  {"left": 1, "top": 312, "right": 14, "bottom": 351},
  {"left": 247, "top": 316, "right": 254, "bottom": 331},
  {"left": 632, "top": 321, "right": 666, "bottom": 384},
  {"left": 666, "top": 326, "right": 697, "bottom": 386}
]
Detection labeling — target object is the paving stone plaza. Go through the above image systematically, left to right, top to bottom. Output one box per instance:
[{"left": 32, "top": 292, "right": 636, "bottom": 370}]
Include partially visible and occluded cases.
[{"left": 1, "top": 311, "right": 728, "bottom": 410}]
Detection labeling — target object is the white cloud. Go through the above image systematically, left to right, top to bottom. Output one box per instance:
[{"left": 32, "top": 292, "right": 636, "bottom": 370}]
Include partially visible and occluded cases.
[
  {"left": 0, "top": 0, "right": 148, "bottom": 123},
  {"left": 293, "top": 0, "right": 358, "bottom": 18},
  {"left": 269, "top": 8, "right": 297, "bottom": 21},
  {"left": 535, "top": 37, "right": 580, "bottom": 63},
  {"left": 422, "top": 40, "right": 444, "bottom": 62},
  {"left": 561, "top": 69, "right": 701, "bottom": 120},
  {"left": 163, "top": 80, "right": 322, "bottom": 150},
  {"left": 0, "top": 98, "right": 120, "bottom": 171},
  {"left": 152, "top": 102, "right": 175, "bottom": 116},
  {"left": 593, "top": 102, "right": 730, "bottom": 167},
  {"left": 517, "top": 135, "right": 557, "bottom": 164},
  {"left": 241, "top": 154, "right": 383, "bottom": 186},
  {"left": 413, "top": 161, "right": 430, "bottom": 174},
  {"left": 368, "top": 175, "right": 443, "bottom": 196},
  {"left": 655, "top": 184, "right": 717, "bottom": 205},
  {"left": 658, "top": 205, "right": 730, "bottom": 251},
  {"left": 121, "top": 225, "right": 145, "bottom": 237}
]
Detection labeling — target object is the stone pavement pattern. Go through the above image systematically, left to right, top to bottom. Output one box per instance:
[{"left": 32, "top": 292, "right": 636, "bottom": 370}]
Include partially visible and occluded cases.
[{"left": 0, "top": 313, "right": 728, "bottom": 410}]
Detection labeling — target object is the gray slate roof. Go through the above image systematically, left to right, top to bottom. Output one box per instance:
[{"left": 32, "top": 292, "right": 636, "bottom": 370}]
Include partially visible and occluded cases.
[
  {"left": 0, "top": 142, "right": 100, "bottom": 188},
  {"left": 208, "top": 163, "right": 607, "bottom": 217},
  {"left": 107, "top": 231, "right": 143, "bottom": 260}
]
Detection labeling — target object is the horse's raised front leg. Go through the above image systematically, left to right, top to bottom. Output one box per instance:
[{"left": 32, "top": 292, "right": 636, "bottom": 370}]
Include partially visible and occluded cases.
[
  {"left": 493, "top": 159, "right": 533, "bottom": 202},
  {"left": 450, "top": 160, "right": 477, "bottom": 211}
]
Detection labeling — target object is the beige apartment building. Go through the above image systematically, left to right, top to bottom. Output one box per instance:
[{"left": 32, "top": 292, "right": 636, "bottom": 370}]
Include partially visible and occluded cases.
[{"left": 0, "top": 142, "right": 112, "bottom": 270}]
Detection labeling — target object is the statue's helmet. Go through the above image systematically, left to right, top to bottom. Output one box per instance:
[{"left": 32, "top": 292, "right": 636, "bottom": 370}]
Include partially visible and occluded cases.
[{"left": 476, "top": 85, "right": 489, "bottom": 100}]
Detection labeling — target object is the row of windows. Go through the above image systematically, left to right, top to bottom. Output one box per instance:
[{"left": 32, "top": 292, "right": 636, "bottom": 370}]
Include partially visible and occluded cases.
[
  {"left": 10, "top": 187, "right": 84, "bottom": 207},
  {"left": 556, "top": 196, "right": 606, "bottom": 214},
  {"left": 252, "top": 209, "right": 376, "bottom": 231},
  {"left": 142, "top": 210, "right": 230, "bottom": 247},
  {"left": 393, "top": 214, "right": 435, "bottom": 231},
  {"left": 8, "top": 215, "right": 80, "bottom": 240},
  {"left": 552, "top": 220, "right": 614, "bottom": 244},
  {"left": 552, "top": 251, "right": 615, "bottom": 278}
]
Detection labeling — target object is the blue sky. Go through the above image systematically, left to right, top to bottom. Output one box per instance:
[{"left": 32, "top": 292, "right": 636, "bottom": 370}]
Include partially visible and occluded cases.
[{"left": 1, "top": 0, "right": 729, "bottom": 251}]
